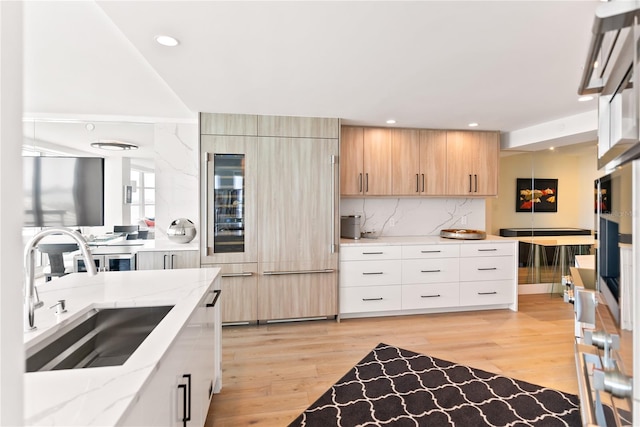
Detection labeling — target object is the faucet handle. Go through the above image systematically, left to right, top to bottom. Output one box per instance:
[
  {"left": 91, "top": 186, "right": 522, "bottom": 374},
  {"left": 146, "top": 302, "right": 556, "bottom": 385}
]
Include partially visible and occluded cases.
[{"left": 49, "top": 299, "right": 67, "bottom": 315}]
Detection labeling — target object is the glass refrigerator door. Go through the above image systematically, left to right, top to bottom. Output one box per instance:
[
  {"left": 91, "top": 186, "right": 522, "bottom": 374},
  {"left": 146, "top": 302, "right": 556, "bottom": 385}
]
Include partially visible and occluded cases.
[{"left": 212, "top": 154, "right": 245, "bottom": 253}]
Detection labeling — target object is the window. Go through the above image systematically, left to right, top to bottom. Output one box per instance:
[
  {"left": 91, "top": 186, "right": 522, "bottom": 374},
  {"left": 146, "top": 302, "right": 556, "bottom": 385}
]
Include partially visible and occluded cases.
[{"left": 130, "top": 168, "right": 155, "bottom": 223}]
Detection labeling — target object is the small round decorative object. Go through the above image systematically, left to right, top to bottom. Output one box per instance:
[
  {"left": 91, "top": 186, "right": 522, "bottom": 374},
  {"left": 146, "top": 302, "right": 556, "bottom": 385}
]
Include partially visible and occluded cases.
[
  {"left": 167, "top": 218, "right": 197, "bottom": 243},
  {"left": 440, "top": 229, "right": 487, "bottom": 240}
]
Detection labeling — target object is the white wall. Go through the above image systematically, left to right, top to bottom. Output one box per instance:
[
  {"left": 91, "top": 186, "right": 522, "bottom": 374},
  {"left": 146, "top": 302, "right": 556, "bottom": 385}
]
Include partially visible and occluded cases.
[{"left": 0, "top": 2, "right": 25, "bottom": 425}]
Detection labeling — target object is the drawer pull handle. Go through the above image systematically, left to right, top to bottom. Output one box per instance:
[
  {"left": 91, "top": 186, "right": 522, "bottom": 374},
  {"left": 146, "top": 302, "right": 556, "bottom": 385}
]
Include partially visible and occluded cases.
[
  {"left": 478, "top": 249, "right": 498, "bottom": 252},
  {"left": 421, "top": 250, "right": 441, "bottom": 253},
  {"left": 362, "top": 251, "right": 384, "bottom": 255},
  {"left": 478, "top": 267, "right": 497, "bottom": 271},
  {"left": 263, "top": 269, "right": 334, "bottom": 276},
  {"left": 421, "top": 269, "right": 441, "bottom": 273},
  {"left": 221, "top": 272, "right": 254, "bottom": 278},
  {"left": 362, "top": 272, "right": 384, "bottom": 275},
  {"left": 206, "top": 289, "right": 222, "bottom": 307},
  {"left": 478, "top": 291, "right": 497, "bottom": 295},
  {"left": 421, "top": 294, "right": 441, "bottom": 298},
  {"left": 362, "top": 297, "right": 383, "bottom": 301}
]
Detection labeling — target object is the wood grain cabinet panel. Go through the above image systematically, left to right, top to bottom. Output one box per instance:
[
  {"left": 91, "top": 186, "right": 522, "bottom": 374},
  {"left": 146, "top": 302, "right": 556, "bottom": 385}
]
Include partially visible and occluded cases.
[
  {"left": 200, "top": 112, "right": 258, "bottom": 136},
  {"left": 258, "top": 115, "right": 339, "bottom": 138},
  {"left": 339, "top": 126, "right": 392, "bottom": 196},
  {"left": 340, "top": 127, "right": 365, "bottom": 196},
  {"left": 363, "top": 128, "right": 393, "bottom": 195},
  {"left": 391, "top": 129, "right": 421, "bottom": 195},
  {"left": 392, "top": 129, "right": 447, "bottom": 196},
  {"left": 419, "top": 130, "right": 448, "bottom": 195},
  {"left": 446, "top": 130, "right": 499, "bottom": 196},
  {"left": 257, "top": 137, "right": 338, "bottom": 269},
  {"left": 207, "top": 263, "right": 258, "bottom": 324},
  {"left": 258, "top": 271, "right": 337, "bottom": 320}
]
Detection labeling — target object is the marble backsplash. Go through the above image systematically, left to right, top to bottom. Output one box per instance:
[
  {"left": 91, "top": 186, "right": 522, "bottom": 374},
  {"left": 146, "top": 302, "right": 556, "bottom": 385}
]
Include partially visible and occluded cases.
[
  {"left": 154, "top": 122, "right": 200, "bottom": 241},
  {"left": 340, "top": 198, "right": 486, "bottom": 237}
]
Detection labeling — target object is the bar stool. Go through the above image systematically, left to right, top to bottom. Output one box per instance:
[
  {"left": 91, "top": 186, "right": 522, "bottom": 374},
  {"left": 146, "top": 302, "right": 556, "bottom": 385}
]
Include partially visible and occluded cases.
[{"left": 37, "top": 242, "right": 78, "bottom": 281}]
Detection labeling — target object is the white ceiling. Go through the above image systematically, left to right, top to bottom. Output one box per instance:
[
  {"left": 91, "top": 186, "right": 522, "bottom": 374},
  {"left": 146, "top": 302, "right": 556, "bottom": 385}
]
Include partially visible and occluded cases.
[{"left": 23, "top": 1, "right": 603, "bottom": 153}]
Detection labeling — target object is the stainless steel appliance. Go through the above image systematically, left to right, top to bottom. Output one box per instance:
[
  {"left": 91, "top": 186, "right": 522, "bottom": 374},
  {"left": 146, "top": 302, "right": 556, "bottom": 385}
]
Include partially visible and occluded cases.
[
  {"left": 341, "top": 215, "right": 361, "bottom": 239},
  {"left": 74, "top": 253, "right": 136, "bottom": 272}
]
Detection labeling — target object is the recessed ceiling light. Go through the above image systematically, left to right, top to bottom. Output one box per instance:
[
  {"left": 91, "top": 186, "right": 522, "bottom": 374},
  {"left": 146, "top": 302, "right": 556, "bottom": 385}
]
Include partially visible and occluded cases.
[
  {"left": 155, "top": 35, "right": 179, "bottom": 47},
  {"left": 578, "top": 95, "right": 594, "bottom": 102},
  {"left": 386, "top": 119, "right": 396, "bottom": 124},
  {"left": 468, "top": 122, "right": 479, "bottom": 127},
  {"left": 85, "top": 123, "right": 95, "bottom": 131},
  {"left": 91, "top": 140, "right": 139, "bottom": 151},
  {"left": 549, "top": 147, "right": 555, "bottom": 151}
]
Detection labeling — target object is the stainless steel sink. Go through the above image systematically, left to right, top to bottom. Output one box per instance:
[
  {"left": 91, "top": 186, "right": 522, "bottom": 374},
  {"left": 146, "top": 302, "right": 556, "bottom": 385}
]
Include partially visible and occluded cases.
[{"left": 26, "top": 305, "right": 173, "bottom": 372}]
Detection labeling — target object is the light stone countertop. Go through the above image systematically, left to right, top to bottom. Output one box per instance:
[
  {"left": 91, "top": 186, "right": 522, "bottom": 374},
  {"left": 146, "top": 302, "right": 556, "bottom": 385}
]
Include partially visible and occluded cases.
[
  {"left": 339, "top": 234, "right": 515, "bottom": 247},
  {"left": 23, "top": 267, "right": 220, "bottom": 426}
]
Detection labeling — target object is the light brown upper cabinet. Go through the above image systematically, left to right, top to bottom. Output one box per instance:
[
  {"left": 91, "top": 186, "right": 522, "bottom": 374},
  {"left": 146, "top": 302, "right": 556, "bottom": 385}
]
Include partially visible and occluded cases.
[
  {"left": 340, "top": 127, "right": 392, "bottom": 196},
  {"left": 391, "top": 129, "right": 447, "bottom": 195},
  {"left": 446, "top": 130, "right": 499, "bottom": 196}
]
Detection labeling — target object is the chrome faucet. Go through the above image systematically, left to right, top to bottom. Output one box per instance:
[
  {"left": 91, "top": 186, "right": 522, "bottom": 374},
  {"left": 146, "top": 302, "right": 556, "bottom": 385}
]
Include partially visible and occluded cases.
[{"left": 24, "top": 227, "right": 98, "bottom": 330}]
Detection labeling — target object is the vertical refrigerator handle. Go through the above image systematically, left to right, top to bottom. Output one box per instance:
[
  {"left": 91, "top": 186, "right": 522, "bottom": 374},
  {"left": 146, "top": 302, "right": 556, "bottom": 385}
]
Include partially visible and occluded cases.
[{"left": 331, "top": 155, "right": 337, "bottom": 253}]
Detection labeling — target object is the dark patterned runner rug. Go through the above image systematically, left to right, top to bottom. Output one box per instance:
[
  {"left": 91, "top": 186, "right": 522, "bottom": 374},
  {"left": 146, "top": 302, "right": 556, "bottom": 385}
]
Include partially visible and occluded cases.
[{"left": 289, "top": 343, "right": 581, "bottom": 427}]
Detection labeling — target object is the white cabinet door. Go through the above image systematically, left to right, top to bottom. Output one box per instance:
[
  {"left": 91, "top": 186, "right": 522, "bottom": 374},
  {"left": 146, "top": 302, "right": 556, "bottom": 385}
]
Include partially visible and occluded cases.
[
  {"left": 459, "top": 243, "right": 515, "bottom": 257},
  {"left": 401, "top": 244, "right": 459, "bottom": 259},
  {"left": 340, "top": 245, "right": 402, "bottom": 261},
  {"left": 137, "top": 250, "right": 199, "bottom": 270},
  {"left": 459, "top": 256, "right": 514, "bottom": 282},
  {"left": 402, "top": 258, "right": 459, "bottom": 284},
  {"left": 339, "top": 260, "right": 402, "bottom": 287},
  {"left": 459, "top": 280, "right": 515, "bottom": 306},
  {"left": 118, "top": 282, "right": 221, "bottom": 427},
  {"left": 402, "top": 283, "right": 460, "bottom": 310},
  {"left": 340, "top": 285, "right": 402, "bottom": 313}
]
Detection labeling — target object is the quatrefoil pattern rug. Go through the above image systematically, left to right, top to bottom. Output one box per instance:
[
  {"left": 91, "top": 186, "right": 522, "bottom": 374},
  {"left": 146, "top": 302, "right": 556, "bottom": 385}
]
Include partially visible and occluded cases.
[{"left": 289, "top": 343, "right": 581, "bottom": 427}]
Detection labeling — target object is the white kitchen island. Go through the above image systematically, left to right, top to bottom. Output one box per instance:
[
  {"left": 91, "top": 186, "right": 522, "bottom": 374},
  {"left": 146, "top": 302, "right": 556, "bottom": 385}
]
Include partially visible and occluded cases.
[{"left": 23, "top": 267, "right": 221, "bottom": 427}]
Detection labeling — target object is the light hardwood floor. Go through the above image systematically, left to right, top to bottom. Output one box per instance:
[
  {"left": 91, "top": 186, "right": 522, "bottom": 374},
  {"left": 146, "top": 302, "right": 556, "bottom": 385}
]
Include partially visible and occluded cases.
[{"left": 205, "top": 294, "right": 579, "bottom": 426}]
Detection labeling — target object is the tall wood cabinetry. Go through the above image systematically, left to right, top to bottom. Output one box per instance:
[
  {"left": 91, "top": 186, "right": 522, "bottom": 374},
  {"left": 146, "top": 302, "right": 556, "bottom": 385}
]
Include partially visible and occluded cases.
[
  {"left": 200, "top": 113, "right": 339, "bottom": 323},
  {"left": 341, "top": 126, "right": 499, "bottom": 197},
  {"left": 340, "top": 127, "right": 392, "bottom": 196},
  {"left": 446, "top": 130, "right": 499, "bottom": 196}
]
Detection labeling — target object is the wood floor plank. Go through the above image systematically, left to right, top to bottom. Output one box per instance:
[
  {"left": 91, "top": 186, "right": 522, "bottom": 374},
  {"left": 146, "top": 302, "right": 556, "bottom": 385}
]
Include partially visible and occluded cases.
[{"left": 205, "top": 294, "right": 582, "bottom": 426}]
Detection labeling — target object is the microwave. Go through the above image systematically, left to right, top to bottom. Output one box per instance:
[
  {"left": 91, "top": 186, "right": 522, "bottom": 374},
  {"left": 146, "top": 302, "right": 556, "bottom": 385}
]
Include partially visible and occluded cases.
[{"left": 74, "top": 253, "right": 136, "bottom": 272}]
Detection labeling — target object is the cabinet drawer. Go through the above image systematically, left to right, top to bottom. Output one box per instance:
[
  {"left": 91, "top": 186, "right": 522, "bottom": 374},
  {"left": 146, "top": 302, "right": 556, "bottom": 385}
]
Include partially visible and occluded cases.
[
  {"left": 460, "top": 243, "right": 515, "bottom": 257},
  {"left": 402, "top": 244, "right": 459, "bottom": 259},
  {"left": 340, "top": 245, "right": 402, "bottom": 261},
  {"left": 459, "top": 256, "right": 514, "bottom": 281},
  {"left": 402, "top": 258, "right": 459, "bottom": 284},
  {"left": 340, "top": 260, "right": 401, "bottom": 287},
  {"left": 459, "top": 280, "right": 514, "bottom": 306},
  {"left": 402, "top": 283, "right": 460, "bottom": 310},
  {"left": 340, "top": 285, "right": 401, "bottom": 313}
]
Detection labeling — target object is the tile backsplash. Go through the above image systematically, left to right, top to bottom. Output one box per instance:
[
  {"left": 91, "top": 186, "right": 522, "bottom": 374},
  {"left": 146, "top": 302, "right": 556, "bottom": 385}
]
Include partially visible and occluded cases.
[{"left": 340, "top": 198, "right": 486, "bottom": 237}]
